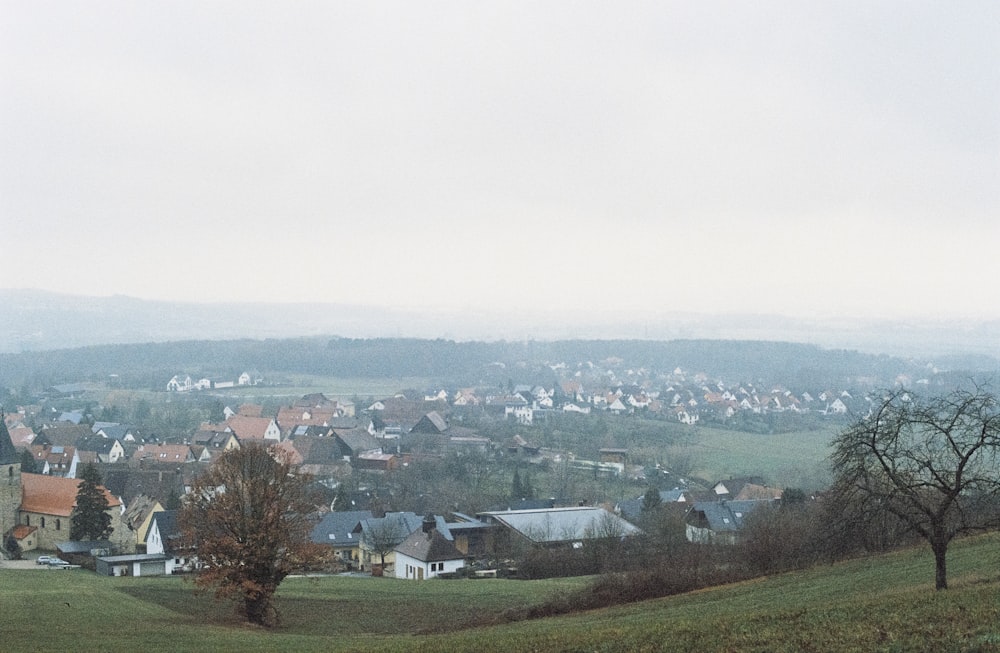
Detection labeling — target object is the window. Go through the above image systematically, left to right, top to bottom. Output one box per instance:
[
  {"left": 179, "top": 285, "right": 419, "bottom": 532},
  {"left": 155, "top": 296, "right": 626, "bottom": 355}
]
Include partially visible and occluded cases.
[
  {"left": 25, "top": 515, "right": 29, "bottom": 526},
  {"left": 40, "top": 517, "right": 45, "bottom": 528},
  {"left": 56, "top": 519, "right": 61, "bottom": 531}
]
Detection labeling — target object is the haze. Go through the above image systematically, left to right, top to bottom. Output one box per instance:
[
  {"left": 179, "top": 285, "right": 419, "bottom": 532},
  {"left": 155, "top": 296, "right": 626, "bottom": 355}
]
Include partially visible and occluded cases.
[{"left": 2, "top": 2, "right": 998, "bottom": 322}]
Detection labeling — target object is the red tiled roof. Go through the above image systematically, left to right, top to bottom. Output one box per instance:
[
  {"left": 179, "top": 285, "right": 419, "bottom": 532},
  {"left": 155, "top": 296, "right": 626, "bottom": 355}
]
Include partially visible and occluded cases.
[{"left": 20, "top": 473, "right": 121, "bottom": 517}]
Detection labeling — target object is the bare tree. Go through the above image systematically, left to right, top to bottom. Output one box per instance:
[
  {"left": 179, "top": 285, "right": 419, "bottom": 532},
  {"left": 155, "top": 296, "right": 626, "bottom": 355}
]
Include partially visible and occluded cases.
[
  {"left": 831, "top": 387, "right": 1000, "bottom": 589},
  {"left": 180, "top": 445, "right": 329, "bottom": 626},
  {"left": 362, "top": 514, "right": 407, "bottom": 572}
]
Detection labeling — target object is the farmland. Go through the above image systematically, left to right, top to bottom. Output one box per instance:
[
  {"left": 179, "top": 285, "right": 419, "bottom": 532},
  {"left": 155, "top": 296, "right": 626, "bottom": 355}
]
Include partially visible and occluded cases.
[{"left": 3, "top": 533, "right": 1000, "bottom": 652}]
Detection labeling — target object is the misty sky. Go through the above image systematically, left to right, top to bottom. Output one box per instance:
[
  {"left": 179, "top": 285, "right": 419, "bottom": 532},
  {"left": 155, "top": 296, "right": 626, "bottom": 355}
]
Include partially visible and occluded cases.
[{"left": 2, "top": 2, "right": 998, "bottom": 321}]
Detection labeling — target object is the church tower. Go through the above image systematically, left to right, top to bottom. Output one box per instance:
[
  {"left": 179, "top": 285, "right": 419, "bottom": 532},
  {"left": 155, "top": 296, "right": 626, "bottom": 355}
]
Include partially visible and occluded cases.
[{"left": 0, "top": 413, "right": 23, "bottom": 553}]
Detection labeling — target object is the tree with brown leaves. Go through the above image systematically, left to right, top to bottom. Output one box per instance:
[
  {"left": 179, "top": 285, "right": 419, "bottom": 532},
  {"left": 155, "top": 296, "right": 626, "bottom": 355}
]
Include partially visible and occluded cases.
[{"left": 180, "top": 445, "right": 329, "bottom": 626}]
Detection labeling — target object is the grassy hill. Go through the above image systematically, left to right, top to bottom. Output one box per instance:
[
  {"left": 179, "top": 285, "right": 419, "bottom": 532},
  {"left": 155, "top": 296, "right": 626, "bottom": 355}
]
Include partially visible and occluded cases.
[{"left": 3, "top": 534, "right": 1000, "bottom": 652}]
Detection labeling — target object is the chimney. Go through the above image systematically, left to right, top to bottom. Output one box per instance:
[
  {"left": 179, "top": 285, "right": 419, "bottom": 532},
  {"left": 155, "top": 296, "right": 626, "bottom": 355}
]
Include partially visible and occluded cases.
[{"left": 422, "top": 513, "right": 436, "bottom": 535}]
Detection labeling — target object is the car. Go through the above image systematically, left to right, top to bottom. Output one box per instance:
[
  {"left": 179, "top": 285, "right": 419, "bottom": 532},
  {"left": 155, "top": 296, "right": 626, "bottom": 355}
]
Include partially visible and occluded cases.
[
  {"left": 35, "top": 555, "right": 55, "bottom": 565},
  {"left": 46, "top": 558, "right": 70, "bottom": 567}
]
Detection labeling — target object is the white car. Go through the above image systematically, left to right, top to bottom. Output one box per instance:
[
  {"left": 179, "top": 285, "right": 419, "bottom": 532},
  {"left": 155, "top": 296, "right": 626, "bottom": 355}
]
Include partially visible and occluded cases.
[
  {"left": 35, "top": 555, "right": 55, "bottom": 565},
  {"left": 47, "top": 558, "right": 70, "bottom": 567}
]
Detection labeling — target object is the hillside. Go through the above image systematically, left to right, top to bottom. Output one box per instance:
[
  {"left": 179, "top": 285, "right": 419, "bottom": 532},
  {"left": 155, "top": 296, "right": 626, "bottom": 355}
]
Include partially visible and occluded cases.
[
  {"left": 4, "top": 289, "right": 1000, "bottom": 359},
  {"left": 0, "top": 334, "right": 982, "bottom": 393},
  {"left": 3, "top": 533, "right": 1000, "bottom": 652}
]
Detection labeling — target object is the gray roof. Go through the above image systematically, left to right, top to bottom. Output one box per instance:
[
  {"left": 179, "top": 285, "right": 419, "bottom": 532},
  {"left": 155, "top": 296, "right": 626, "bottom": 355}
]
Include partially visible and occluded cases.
[
  {"left": 0, "top": 418, "right": 18, "bottom": 465},
  {"left": 686, "top": 500, "right": 772, "bottom": 532},
  {"left": 479, "top": 507, "right": 640, "bottom": 544},
  {"left": 146, "top": 510, "right": 183, "bottom": 551},
  {"left": 310, "top": 510, "right": 373, "bottom": 546},
  {"left": 356, "top": 512, "right": 423, "bottom": 545},
  {"left": 394, "top": 528, "right": 464, "bottom": 563},
  {"left": 97, "top": 553, "right": 170, "bottom": 563}
]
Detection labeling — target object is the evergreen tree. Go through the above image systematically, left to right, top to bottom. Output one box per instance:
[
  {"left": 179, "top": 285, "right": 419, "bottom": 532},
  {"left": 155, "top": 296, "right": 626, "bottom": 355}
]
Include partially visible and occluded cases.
[
  {"left": 19, "top": 448, "right": 37, "bottom": 474},
  {"left": 70, "top": 462, "right": 112, "bottom": 541},
  {"left": 511, "top": 469, "right": 524, "bottom": 500},
  {"left": 522, "top": 470, "right": 535, "bottom": 499},
  {"left": 641, "top": 486, "right": 663, "bottom": 514}
]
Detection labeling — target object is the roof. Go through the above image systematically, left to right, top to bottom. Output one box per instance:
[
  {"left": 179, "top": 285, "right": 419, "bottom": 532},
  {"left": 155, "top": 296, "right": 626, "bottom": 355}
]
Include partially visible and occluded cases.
[
  {"left": 409, "top": 411, "right": 448, "bottom": 434},
  {"left": 226, "top": 415, "right": 275, "bottom": 440},
  {"left": 0, "top": 417, "right": 18, "bottom": 465},
  {"left": 335, "top": 429, "right": 379, "bottom": 455},
  {"left": 136, "top": 444, "right": 193, "bottom": 462},
  {"left": 20, "top": 473, "right": 121, "bottom": 517},
  {"left": 122, "top": 495, "right": 163, "bottom": 529},
  {"left": 686, "top": 500, "right": 772, "bottom": 533},
  {"left": 479, "top": 506, "right": 641, "bottom": 544},
  {"left": 147, "top": 510, "right": 182, "bottom": 549},
  {"left": 310, "top": 510, "right": 374, "bottom": 546},
  {"left": 356, "top": 512, "right": 423, "bottom": 545},
  {"left": 395, "top": 527, "right": 464, "bottom": 563},
  {"left": 97, "top": 553, "right": 170, "bottom": 563}
]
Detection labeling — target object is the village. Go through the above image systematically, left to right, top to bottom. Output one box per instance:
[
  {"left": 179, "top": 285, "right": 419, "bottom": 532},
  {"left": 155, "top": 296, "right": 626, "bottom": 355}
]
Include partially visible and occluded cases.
[{"left": 0, "top": 351, "right": 884, "bottom": 581}]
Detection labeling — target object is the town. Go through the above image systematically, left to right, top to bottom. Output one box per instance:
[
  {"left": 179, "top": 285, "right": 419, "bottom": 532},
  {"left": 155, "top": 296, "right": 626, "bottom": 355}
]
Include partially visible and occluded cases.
[{"left": 0, "top": 341, "right": 936, "bottom": 580}]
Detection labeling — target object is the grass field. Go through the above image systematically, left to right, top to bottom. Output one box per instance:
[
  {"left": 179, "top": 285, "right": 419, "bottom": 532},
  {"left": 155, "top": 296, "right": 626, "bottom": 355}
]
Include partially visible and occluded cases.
[
  {"left": 678, "top": 424, "right": 837, "bottom": 489},
  {"left": 4, "top": 534, "right": 1000, "bottom": 652}
]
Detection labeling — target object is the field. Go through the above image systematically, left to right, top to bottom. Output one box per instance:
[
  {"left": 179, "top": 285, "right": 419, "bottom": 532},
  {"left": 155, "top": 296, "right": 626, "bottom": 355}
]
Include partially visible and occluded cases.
[
  {"left": 678, "top": 424, "right": 837, "bottom": 489},
  {"left": 4, "top": 534, "right": 1000, "bottom": 652}
]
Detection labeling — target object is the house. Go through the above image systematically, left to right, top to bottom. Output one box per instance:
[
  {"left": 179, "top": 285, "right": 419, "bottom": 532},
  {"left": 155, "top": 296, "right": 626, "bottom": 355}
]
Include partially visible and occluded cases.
[
  {"left": 167, "top": 375, "right": 193, "bottom": 392},
  {"left": 409, "top": 411, "right": 449, "bottom": 435},
  {"left": 225, "top": 415, "right": 281, "bottom": 444},
  {"left": 92, "top": 423, "right": 140, "bottom": 443},
  {"left": 34, "top": 424, "right": 92, "bottom": 448},
  {"left": 191, "top": 427, "right": 241, "bottom": 452},
  {"left": 333, "top": 429, "right": 380, "bottom": 460},
  {"left": 76, "top": 436, "right": 126, "bottom": 464},
  {"left": 134, "top": 444, "right": 196, "bottom": 464},
  {"left": 29, "top": 445, "right": 80, "bottom": 478},
  {"left": 354, "top": 452, "right": 398, "bottom": 471},
  {"left": 18, "top": 473, "right": 125, "bottom": 552},
  {"left": 616, "top": 488, "right": 691, "bottom": 521},
  {"left": 121, "top": 495, "right": 165, "bottom": 550},
  {"left": 684, "top": 499, "right": 775, "bottom": 545},
  {"left": 478, "top": 506, "right": 641, "bottom": 549},
  {"left": 145, "top": 510, "right": 192, "bottom": 574},
  {"left": 310, "top": 510, "right": 373, "bottom": 569},
  {"left": 354, "top": 511, "right": 423, "bottom": 573},
  {"left": 394, "top": 515, "right": 466, "bottom": 580},
  {"left": 95, "top": 552, "right": 172, "bottom": 577}
]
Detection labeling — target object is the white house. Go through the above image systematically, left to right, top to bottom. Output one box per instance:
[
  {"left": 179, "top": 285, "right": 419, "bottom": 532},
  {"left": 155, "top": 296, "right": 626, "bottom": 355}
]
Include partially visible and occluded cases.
[
  {"left": 167, "top": 375, "right": 193, "bottom": 392},
  {"left": 145, "top": 510, "right": 191, "bottom": 574},
  {"left": 394, "top": 519, "right": 466, "bottom": 580}
]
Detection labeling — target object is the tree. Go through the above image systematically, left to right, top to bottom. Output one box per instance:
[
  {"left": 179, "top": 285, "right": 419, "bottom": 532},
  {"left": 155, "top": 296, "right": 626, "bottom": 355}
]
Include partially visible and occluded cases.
[
  {"left": 831, "top": 388, "right": 1000, "bottom": 590},
  {"left": 180, "top": 446, "right": 329, "bottom": 627},
  {"left": 19, "top": 448, "right": 37, "bottom": 474},
  {"left": 70, "top": 462, "right": 112, "bottom": 541},
  {"left": 511, "top": 468, "right": 524, "bottom": 500},
  {"left": 641, "top": 487, "right": 663, "bottom": 515},
  {"left": 362, "top": 514, "right": 406, "bottom": 572}
]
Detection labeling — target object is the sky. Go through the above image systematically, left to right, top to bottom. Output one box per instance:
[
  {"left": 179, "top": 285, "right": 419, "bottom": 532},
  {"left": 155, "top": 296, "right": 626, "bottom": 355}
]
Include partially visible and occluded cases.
[{"left": 2, "top": 2, "right": 998, "bottom": 322}]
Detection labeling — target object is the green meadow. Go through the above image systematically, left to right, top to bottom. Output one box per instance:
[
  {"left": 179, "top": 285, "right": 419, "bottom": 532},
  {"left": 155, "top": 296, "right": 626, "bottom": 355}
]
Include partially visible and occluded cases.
[{"left": 4, "top": 533, "right": 1000, "bottom": 652}]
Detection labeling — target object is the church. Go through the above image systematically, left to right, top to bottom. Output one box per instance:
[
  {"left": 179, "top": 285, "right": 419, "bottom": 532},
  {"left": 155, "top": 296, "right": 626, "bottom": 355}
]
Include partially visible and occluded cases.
[{"left": 1, "top": 416, "right": 127, "bottom": 555}]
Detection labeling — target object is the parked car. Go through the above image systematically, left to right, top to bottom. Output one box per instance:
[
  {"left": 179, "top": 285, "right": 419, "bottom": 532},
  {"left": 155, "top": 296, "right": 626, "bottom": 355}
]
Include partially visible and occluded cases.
[
  {"left": 35, "top": 555, "right": 55, "bottom": 565},
  {"left": 46, "top": 558, "right": 70, "bottom": 567}
]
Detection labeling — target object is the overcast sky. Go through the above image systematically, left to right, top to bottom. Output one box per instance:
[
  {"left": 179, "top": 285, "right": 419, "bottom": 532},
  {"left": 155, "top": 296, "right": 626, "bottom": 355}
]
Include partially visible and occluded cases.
[{"left": 2, "top": 2, "right": 998, "bottom": 322}]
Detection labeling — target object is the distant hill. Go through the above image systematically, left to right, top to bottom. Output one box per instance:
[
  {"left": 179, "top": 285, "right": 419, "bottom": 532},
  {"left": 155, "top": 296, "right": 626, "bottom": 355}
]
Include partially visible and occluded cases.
[{"left": 1, "top": 289, "right": 999, "bottom": 361}]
